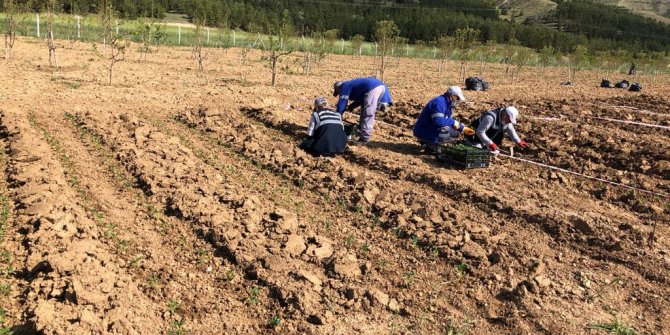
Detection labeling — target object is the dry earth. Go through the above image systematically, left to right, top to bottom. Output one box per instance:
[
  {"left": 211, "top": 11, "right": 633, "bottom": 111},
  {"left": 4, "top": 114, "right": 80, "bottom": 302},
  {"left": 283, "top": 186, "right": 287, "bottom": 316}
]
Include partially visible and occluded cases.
[{"left": 0, "top": 37, "right": 668, "bottom": 334}]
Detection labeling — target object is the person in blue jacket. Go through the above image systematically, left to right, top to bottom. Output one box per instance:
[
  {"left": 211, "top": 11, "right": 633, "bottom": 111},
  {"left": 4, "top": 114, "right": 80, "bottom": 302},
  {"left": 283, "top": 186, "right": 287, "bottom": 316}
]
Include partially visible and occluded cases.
[
  {"left": 333, "top": 77, "right": 391, "bottom": 144},
  {"left": 413, "top": 86, "right": 473, "bottom": 153}
]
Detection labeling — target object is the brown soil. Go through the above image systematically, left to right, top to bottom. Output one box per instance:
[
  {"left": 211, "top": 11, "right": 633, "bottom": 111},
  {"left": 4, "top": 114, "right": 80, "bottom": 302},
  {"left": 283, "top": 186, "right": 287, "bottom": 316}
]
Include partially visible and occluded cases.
[{"left": 0, "top": 37, "right": 668, "bottom": 335}]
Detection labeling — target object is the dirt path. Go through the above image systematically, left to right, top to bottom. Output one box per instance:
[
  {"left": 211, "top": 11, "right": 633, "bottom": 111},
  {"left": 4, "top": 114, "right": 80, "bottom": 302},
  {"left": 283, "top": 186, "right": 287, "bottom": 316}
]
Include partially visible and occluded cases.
[{"left": 0, "top": 36, "right": 668, "bottom": 334}]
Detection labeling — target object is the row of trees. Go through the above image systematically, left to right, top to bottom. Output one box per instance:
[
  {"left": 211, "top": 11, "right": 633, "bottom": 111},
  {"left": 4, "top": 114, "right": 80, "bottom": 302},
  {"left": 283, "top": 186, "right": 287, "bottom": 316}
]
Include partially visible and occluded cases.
[{"left": 3, "top": 0, "right": 670, "bottom": 54}]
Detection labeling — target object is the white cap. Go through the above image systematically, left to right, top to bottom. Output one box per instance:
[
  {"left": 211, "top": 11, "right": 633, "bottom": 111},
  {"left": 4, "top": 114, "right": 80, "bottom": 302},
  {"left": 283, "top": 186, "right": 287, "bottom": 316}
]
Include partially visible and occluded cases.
[
  {"left": 446, "top": 86, "right": 466, "bottom": 102},
  {"left": 505, "top": 106, "right": 519, "bottom": 124}
]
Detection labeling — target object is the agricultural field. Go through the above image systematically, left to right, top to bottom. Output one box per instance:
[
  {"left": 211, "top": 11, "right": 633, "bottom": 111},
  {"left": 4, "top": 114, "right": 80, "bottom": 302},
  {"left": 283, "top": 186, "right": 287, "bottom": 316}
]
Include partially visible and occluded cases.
[{"left": 0, "top": 36, "right": 669, "bottom": 335}]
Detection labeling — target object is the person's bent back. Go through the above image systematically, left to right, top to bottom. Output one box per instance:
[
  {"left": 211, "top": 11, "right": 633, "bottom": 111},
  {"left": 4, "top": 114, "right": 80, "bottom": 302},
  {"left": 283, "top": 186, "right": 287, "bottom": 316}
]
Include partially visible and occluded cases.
[{"left": 300, "top": 97, "right": 347, "bottom": 157}]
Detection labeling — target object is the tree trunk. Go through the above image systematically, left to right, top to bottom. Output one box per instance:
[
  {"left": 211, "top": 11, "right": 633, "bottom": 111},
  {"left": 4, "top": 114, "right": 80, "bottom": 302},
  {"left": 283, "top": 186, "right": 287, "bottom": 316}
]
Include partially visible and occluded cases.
[{"left": 271, "top": 52, "right": 277, "bottom": 86}]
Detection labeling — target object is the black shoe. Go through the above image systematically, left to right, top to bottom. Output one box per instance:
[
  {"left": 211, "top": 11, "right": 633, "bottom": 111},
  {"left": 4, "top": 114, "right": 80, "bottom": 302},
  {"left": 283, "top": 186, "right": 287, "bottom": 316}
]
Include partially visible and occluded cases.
[{"left": 352, "top": 138, "right": 369, "bottom": 146}]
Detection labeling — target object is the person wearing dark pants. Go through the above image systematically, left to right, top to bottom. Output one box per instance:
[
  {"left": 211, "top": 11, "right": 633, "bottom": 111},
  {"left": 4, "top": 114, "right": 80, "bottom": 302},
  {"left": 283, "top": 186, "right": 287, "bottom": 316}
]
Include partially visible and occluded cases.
[
  {"left": 413, "top": 86, "right": 472, "bottom": 153},
  {"left": 299, "top": 97, "right": 347, "bottom": 157},
  {"left": 465, "top": 106, "right": 529, "bottom": 154}
]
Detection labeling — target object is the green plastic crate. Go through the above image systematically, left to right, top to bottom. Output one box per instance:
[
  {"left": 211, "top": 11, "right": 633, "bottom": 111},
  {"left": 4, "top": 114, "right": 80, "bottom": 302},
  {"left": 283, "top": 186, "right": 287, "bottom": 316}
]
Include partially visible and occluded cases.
[{"left": 436, "top": 143, "right": 491, "bottom": 169}]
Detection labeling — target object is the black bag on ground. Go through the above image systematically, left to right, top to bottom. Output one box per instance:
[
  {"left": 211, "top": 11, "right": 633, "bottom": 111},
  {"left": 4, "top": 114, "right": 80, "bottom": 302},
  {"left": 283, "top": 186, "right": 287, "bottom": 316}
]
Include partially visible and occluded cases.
[
  {"left": 465, "top": 77, "right": 489, "bottom": 91},
  {"left": 600, "top": 79, "right": 611, "bottom": 88},
  {"left": 614, "top": 80, "right": 630, "bottom": 89},
  {"left": 629, "top": 83, "right": 642, "bottom": 92}
]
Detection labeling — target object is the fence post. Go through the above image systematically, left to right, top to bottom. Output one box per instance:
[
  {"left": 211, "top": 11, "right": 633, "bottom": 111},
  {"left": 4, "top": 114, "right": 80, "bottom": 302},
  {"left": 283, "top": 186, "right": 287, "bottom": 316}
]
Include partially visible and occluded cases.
[
  {"left": 36, "top": 13, "right": 40, "bottom": 38},
  {"left": 77, "top": 16, "right": 81, "bottom": 39},
  {"left": 115, "top": 20, "right": 119, "bottom": 35},
  {"left": 178, "top": 26, "right": 181, "bottom": 45},
  {"left": 207, "top": 28, "right": 210, "bottom": 44},
  {"left": 232, "top": 30, "right": 236, "bottom": 46},
  {"left": 302, "top": 35, "right": 305, "bottom": 51},
  {"left": 341, "top": 38, "right": 344, "bottom": 53},
  {"left": 374, "top": 42, "right": 378, "bottom": 55},
  {"left": 406, "top": 44, "right": 409, "bottom": 56},
  {"left": 433, "top": 46, "right": 437, "bottom": 58}
]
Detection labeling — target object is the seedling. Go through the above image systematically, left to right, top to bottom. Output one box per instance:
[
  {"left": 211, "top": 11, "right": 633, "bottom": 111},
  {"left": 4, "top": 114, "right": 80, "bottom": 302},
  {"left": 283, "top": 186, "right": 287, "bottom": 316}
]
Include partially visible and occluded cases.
[
  {"left": 355, "top": 205, "right": 363, "bottom": 215},
  {"left": 371, "top": 213, "right": 380, "bottom": 225},
  {"left": 323, "top": 220, "right": 332, "bottom": 231},
  {"left": 105, "top": 223, "right": 116, "bottom": 239},
  {"left": 344, "top": 233, "right": 357, "bottom": 248},
  {"left": 411, "top": 235, "right": 419, "bottom": 248},
  {"left": 118, "top": 240, "right": 128, "bottom": 253},
  {"left": 361, "top": 243, "right": 370, "bottom": 254},
  {"left": 430, "top": 247, "right": 440, "bottom": 258},
  {"left": 196, "top": 248, "right": 207, "bottom": 265},
  {"left": 0, "top": 251, "right": 10, "bottom": 264},
  {"left": 130, "top": 255, "right": 142, "bottom": 268},
  {"left": 378, "top": 259, "right": 389, "bottom": 271},
  {"left": 454, "top": 263, "right": 468, "bottom": 277},
  {"left": 224, "top": 268, "right": 235, "bottom": 282},
  {"left": 401, "top": 271, "right": 415, "bottom": 288},
  {"left": 148, "top": 274, "right": 159, "bottom": 288},
  {"left": 0, "top": 284, "right": 11, "bottom": 296},
  {"left": 248, "top": 286, "right": 261, "bottom": 305},
  {"left": 168, "top": 300, "right": 180, "bottom": 316},
  {"left": 0, "top": 306, "right": 11, "bottom": 335},
  {"left": 268, "top": 315, "right": 281, "bottom": 328},
  {"left": 588, "top": 316, "right": 637, "bottom": 335},
  {"left": 168, "top": 318, "right": 190, "bottom": 335},
  {"left": 445, "top": 318, "right": 474, "bottom": 335}
]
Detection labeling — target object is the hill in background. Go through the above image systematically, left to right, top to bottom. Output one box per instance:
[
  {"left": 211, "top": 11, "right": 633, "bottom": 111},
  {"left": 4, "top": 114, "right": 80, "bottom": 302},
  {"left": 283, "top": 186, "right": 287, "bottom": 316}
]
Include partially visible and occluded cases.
[{"left": 498, "top": 0, "right": 670, "bottom": 24}]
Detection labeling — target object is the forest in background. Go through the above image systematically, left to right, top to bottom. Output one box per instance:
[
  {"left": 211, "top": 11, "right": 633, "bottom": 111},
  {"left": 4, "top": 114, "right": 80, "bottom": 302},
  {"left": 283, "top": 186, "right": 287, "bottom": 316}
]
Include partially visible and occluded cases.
[{"left": 2, "top": 0, "right": 670, "bottom": 55}]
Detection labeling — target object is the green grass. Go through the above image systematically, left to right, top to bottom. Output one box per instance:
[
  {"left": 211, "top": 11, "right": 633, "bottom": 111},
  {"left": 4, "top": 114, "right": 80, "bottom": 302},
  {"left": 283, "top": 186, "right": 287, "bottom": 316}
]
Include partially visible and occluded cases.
[{"left": 588, "top": 317, "right": 638, "bottom": 335}]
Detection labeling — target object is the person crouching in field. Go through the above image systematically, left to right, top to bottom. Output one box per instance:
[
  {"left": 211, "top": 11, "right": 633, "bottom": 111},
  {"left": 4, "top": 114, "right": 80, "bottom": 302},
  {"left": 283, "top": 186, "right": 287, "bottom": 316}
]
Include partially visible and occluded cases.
[
  {"left": 333, "top": 77, "right": 391, "bottom": 145},
  {"left": 413, "top": 86, "right": 473, "bottom": 153},
  {"left": 299, "top": 97, "right": 348, "bottom": 157},
  {"left": 464, "top": 106, "right": 529, "bottom": 154}
]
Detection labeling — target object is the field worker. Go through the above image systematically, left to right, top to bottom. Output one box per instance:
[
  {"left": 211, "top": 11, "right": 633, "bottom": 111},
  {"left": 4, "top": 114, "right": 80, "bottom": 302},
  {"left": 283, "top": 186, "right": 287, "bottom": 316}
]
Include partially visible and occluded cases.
[
  {"left": 333, "top": 77, "right": 391, "bottom": 144},
  {"left": 346, "top": 84, "right": 393, "bottom": 114},
  {"left": 413, "top": 86, "right": 473, "bottom": 153},
  {"left": 299, "top": 97, "right": 348, "bottom": 157},
  {"left": 465, "top": 106, "right": 529, "bottom": 153}
]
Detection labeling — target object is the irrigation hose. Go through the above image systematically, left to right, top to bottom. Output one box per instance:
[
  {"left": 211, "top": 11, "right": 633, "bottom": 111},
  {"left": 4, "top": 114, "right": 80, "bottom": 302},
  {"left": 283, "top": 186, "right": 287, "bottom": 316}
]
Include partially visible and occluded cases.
[
  {"left": 342, "top": 111, "right": 668, "bottom": 197},
  {"left": 497, "top": 151, "right": 669, "bottom": 198}
]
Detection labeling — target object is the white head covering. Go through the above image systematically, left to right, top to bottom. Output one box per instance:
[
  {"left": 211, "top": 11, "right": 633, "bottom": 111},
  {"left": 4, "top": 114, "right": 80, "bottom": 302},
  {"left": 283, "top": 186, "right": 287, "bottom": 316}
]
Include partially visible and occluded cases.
[
  {"left": 446, "top": 86, "right": 466, "bottom": 102},
  {"left": 505, "top": 106, "right": 519, "bottom": 125}
]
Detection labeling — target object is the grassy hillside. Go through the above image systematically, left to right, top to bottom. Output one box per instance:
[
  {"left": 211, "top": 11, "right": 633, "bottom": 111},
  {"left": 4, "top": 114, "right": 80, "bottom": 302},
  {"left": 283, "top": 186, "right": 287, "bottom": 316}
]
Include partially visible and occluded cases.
[{"left": 497, "top": 0, "right": 670, "bottom": 24}]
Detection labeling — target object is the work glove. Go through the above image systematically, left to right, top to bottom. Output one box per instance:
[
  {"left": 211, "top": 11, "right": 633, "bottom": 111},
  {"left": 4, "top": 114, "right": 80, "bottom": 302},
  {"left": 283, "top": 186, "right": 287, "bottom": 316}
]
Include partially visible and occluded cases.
[
  {"left": 463, "top": 127, "right": 475, "bottom": 136},
  {"left": 517, "top": 140, "right": 529, "bottom": 148},
  {"left": 488, "top": 143, "right": 498, "bottom": 151}
]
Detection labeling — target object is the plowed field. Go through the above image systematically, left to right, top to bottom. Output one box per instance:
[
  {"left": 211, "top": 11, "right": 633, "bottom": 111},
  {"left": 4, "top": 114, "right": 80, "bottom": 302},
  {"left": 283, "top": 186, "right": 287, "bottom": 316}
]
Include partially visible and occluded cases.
[{"left": 0, "top": 38, "right": 668, "bottom": 335}]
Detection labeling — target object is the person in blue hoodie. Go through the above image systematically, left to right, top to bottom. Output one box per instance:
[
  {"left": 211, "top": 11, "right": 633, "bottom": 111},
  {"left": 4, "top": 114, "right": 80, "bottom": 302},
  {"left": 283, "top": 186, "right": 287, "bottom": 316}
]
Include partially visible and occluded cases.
[
  {"left": 333, "top": 77, "right": 391, "bottom": 144},
  {"left": 413, "top": 86, "right": 473, "bottom": 153}
]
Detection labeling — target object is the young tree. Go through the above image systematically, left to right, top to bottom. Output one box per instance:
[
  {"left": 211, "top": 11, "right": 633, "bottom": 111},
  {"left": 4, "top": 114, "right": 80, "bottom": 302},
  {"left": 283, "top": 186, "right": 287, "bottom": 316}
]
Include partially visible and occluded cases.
[
  {"left": 4, "top": 0, "right": 17, "bottom": 60},
  {"left": 46, "top": 0, "right": 58, "bottom": 68},
  {"left": 97, "top": 1, "right": 128, "bottom": 85},
  {"left": 266, "top": 12, "right": 295, "bottom": 86},
  {"left": 192, "top": 17, "right": 206, "bottom": 71},
  {"left": 374, "top": 20, "right": 400, "bottom": 80},
  {"left": 453, "top": 27, "right": 480, "bottom": 83},
  {"left": 323, "top": 29, "right": 339, "bottom": 54},
  {"left": 350, "top": 34, "right": 364, "bottom": 57},
  {"left": 436, "top": 36, "right": 454, "bottom": 74},
  {"left": 569, "top": 44, "right": 589, "bottom": 82},
  {"left": 539, "top": 46, "right": 555, "bottom": 76},
  {"left": 512, "top": 47, "right": 532, "bottom": 83}
]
